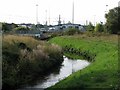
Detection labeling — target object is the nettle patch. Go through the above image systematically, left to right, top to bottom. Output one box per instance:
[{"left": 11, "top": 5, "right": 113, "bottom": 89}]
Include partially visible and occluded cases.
[{"left": 63, "top": 45, "right": 96, "bottom": 62}]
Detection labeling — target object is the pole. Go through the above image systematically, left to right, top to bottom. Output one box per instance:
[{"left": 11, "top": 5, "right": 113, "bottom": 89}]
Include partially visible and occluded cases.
[
  {"left": 72, "top": 0, "right": 74, "bottom": 24},
  {"left": 36, "top": 4, "right": 38, "bottom": 24},
  {"left": 105, "top": 5, "right": 108, "bottom": 13},
  {"left": 49, "top": 9, "right": 50, "bottom": 25},
  {"left": 45, "top": 10, "right": 47, "bottom": 25},
  {"left": 94, "top": 15, "right": 96, "bottom": 26}
]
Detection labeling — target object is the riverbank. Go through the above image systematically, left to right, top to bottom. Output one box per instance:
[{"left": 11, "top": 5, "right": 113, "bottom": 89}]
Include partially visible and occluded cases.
[
  {"left": 48, "top": 34, "right": 119, "bottom": 89},
  {"left": 2, "top": 35, "right": 63, "bottom": 90},
  {"left": 24, "top": 56, "right": 90, "bottom": 89}
]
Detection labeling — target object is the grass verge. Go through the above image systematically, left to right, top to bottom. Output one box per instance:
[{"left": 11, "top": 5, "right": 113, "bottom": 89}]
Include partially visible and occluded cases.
[{"left": 48, "top": 34, "right": 119, "bottom": 89}]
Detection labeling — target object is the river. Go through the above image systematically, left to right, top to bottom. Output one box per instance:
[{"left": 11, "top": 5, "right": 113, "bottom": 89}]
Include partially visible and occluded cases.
[{"left": 21, "top": 56, "right": 90, "bottom": 89}]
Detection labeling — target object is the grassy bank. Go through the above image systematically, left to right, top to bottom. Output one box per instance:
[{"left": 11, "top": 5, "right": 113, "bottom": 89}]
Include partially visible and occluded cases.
[
  {"left": 49, "top": 34, "right": 119, "bottom": 89},
  {"left": 2, "top": 35, "right": 63, "bottom": 89}
]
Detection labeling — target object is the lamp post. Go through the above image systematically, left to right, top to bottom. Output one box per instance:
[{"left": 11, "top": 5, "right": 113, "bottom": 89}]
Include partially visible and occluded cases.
[
  {"left": 72, "top": 0, "right": 74, "bottom": 24},
  {"left": 36, "top": 4, "right": 38, "bottom": 25},
  {"left": 105, "top": 5, "right": 108, "bottom": 13},
  {"left": 105, "top": 5, "right": 108, "bottom": 33},
  {"left": 45, "top": 10, "right": 47, "bottom": 25},
  {"left": 94, "top": 15, "right": 96, "bottom": 26}
]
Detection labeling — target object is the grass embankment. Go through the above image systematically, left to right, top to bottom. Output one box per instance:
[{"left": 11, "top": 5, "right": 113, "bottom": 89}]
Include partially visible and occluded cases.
[
  {"left": 49, "top": 34, "right": 119, "bottom": 89},
  {"left": 2, "top": 35, "right": 63, "bottom": 90}
]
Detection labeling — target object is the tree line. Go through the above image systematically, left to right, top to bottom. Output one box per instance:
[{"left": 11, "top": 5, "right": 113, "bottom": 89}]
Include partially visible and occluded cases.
[{"left": 85, "top": 6, "right": 119, "bottom": 34}]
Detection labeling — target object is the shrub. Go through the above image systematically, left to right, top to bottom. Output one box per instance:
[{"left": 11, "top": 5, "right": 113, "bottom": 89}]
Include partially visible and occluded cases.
[
  {"left": 86, "top": 22, "right": 95, "bottom": 32},
  {"left": 94, "top": 23, "right": 104, "bottom": 32},
  {"left": 13, "top": 26, "right": 29, "bottom": 31},
  {"left": 65, "top": 28, "right": 80, "bottom": 35},
  {"left": 2, "top": 35, "right": 63, "bottom": 89}
]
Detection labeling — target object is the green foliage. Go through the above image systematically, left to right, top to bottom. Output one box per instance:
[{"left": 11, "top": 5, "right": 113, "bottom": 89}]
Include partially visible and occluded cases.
[
  {"left": 105, "top": 7, "right": 120, "bottom": 34},
  {"left": 86, "top": 22, "right": 95, "bottom": 32},
  {"left": 2, "top": 23, "right": 18, "bottom": 32},
  {"left": 94, "top": 23, "right": 104, "bottom": 32},
  {"left": 30, "top": 24, "right": 36, "bottom": 30},
  {"left": 36, "top": 24, "right": 44, "bottom": 28},
  {"left": 13, "top": 26, "right": 29, "bottom": 31},
  {"left": 65, "top": 28, "right": 80, "bottom": 35},
  {"left": 49, "top": 34, "right": 118, "bottom": 89},
  {"left": 63, "top": 45, "right": 96, "bottom": 62}
]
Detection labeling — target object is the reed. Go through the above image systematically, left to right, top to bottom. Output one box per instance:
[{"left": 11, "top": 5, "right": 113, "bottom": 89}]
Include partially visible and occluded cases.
[{"left": 2, "top": 35, "right": 63, "bottom": 89}]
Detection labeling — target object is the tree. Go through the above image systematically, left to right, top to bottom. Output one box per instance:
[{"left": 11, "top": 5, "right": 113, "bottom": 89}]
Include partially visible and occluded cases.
[
  {"left": 105, "top": 7, "right": 120, "bottom": 34},
  {"left": 86, "top": 22, "right": 95, "bottom": 32},
  {"left": 94, "top": 22, "right": 104, "bottom": 32},
  {"left": 2, "top": 23, "right": 18, "bottom": 32},
  {"left": 36, "top": 24, "right": 44, "bottom": 28},
  {"left": 13, "top": 26, "right": 29, "bottom": 31},
  {"left": 65, "top": 28, "right": 80, "bottom": 35}
]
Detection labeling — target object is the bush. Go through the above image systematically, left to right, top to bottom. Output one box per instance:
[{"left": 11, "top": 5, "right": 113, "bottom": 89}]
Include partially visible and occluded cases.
[
  {"left": 86, "top": 22, "right": 95, "bottom": 32},
  {"left": 2, "top": 23, "right": 18, "bottom": 32},
  {"left": 94, "top": 23, "right": 104, "bottom": 32},
  {"left": 13, "top": 26, "right": 29, "bottom": 31},
  {"left": 65, "top": 28, "right": 80, "bottom": 35},
  {"left": 2, "top": 35, "right": 63, "bottom": 89}
]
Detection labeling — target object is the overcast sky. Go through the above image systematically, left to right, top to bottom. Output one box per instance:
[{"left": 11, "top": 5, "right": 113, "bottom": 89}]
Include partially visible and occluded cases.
[{"left": 0, "top": 0, "right": 119, "bottom": 25}]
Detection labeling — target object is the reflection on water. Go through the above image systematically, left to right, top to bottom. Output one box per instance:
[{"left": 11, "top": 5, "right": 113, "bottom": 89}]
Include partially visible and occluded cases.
[{"left": 25, "top": 56, "right": 90, "bottom": 89}]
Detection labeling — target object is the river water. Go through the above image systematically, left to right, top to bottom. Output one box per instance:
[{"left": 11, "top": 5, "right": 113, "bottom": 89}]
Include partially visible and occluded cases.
[{"left": 23, "top": 56, "right": 90, "bottom": 89}]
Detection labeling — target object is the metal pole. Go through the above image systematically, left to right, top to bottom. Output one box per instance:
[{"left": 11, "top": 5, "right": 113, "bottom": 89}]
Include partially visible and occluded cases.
[
  {"left": 72, "top": 0, "right": 74, "bottom": 24},
  {"left": 36, "top": 4, "right": 38, "bottom": 24},
  {"left": 105, "top": 5, "right": 108, "bottom": 13},
  {"left": 49, "top": 9, "right": 50, "bottom": 25},
  {"left": 45, "top": 10, "right": 47, "bottom": 25},
  {"left": 94, "top": 15, "right": 96, "bottom": 26}
]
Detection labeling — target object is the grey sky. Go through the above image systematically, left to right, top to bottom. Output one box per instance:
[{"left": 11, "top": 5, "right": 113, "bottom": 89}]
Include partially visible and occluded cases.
[{"left": 0, "top": 0, "right": 119, "bottom": 25}]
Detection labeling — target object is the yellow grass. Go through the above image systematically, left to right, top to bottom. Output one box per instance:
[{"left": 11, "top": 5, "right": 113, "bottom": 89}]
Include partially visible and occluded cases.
[
  {"left": 67, "top": 34, "right": 118, "bottom": 44},
  {"left": 2, "top": 35, "right": 45, "bottom": 48}
]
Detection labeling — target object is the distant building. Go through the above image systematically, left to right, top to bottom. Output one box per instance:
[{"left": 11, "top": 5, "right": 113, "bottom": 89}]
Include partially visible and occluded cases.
[
  {"left": 48, "top": 15, "right": 86, "bottom": 32},
  {"left": 48, "top": 22, "right": 86, "bottom": 32},
  {"left": 18, "top": 23, "right": 33, "bottom": 28}
]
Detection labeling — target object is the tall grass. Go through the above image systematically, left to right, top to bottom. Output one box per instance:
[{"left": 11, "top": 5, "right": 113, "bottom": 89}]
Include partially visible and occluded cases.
[
  {"left": 48, "top": 34, "right": 118, "bottom": 89},
  {"left": 2, "top": 35, "right": 63, "bottom": 89}
]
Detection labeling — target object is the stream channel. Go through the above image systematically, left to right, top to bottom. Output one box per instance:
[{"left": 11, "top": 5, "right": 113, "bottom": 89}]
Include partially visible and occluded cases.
[{"left": 22, "top": 56, "right": 90, "bottom": 89}]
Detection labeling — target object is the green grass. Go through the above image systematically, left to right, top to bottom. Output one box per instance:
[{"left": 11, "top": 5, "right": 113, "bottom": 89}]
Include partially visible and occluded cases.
[
  {"left": 48, "top": 34, "right": 119, "bottom": 89},
  {"left": 64, "top": 53, "right": 84, "bottom": 60}
]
